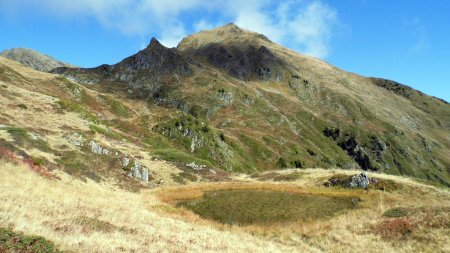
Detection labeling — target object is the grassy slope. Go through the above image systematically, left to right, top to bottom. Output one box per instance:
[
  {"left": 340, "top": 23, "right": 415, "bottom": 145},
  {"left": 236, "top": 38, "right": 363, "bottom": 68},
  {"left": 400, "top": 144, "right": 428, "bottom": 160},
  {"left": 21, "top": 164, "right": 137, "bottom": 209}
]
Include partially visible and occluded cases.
[
  {"left": 30, "top": 25, "right": 449, "bottom": 186},
  {"left": 167, "top": 25, "right": 450, "bottom": 184},
  {"left": 0, "top": 57, "right": 190, "bottom": 187},
  {"left": 0, "top": 58, "right": 448, "bottom": 251},
  {"left": 1, "top": 160, "right": 448, "bottom": 253},
  {"left": 0, "top": 161, "right": 309, "bottom": 253}
]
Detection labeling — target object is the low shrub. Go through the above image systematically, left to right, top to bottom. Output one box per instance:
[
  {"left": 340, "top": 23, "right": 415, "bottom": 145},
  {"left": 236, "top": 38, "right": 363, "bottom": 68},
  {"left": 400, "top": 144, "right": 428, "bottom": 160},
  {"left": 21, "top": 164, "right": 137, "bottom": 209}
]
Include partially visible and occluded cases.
[
  {"left": 17, "top": 103, "right": 28, "bottom": 109},
  {"left": 4, "top": 126, "right": 27, "bottom": 138},
  {"left": 276, "top": 157, "right": 287, "bottom": 168},
  {"left": 179, "top": 171, "right": 198, "bottom": 182},
  {"left": 273, "top": 172, "right": 303, "bottom": 181},
  {"left": 368, "top": 179, "right": 402, "bottom": 191},
  {"left": 383, "top": 207, "right": 411, "bottom": 218},
  {"left": 75, "top": 216, "right": 118, "bottom": 233},
  {"left": 375, "top": 218, "right": 414, "bottom": 240},
  {"left": 0, "top": 227, "right": 61, "bottom": 253}
]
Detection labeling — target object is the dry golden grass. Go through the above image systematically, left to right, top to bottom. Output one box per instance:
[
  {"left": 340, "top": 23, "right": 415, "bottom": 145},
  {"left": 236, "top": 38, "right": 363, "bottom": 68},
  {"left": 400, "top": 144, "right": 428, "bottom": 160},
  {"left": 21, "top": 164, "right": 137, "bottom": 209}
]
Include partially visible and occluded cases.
[
  {"left": 1, "top": 158, "right": 449, "bottom": 252},
  {"left": 0, "top": 160, "right": 316, "bottom": 252},
  {"left": 151, "top": 169, "right": 450, "bottom": 253}
]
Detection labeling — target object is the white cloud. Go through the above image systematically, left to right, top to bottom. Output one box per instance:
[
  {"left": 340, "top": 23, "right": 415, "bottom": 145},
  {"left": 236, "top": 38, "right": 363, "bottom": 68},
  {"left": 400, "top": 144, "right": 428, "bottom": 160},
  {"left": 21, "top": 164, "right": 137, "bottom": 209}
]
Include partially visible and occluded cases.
[
  {"left": 1, "top": 0, "right": 340, "bottom": 58},
  {"left": 233, "top": 1, "right": 338, "bottom": 58},
  {"left": 402, "top": 17, "right": 429, "bottom": 54},
  {"left": 194, "top": 19, "right": 216, "bottom": 32}
]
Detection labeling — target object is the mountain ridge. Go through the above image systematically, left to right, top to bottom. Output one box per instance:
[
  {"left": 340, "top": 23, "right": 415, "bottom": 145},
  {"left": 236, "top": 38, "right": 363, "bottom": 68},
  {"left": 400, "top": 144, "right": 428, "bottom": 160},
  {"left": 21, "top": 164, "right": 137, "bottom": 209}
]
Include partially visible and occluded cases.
[
  {"left": 12, "top": 24, "right": 450, "bottom": 186},
  {"left": 0, "top": 47, "right": 74, "bottom": 72}
]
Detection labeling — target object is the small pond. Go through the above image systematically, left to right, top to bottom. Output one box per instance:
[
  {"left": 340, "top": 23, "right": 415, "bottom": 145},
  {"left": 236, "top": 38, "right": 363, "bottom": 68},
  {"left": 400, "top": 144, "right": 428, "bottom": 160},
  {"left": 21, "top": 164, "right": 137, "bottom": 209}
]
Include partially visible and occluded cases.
[{"left": 177, "top": 190, "right": 357, "bottom": 225}]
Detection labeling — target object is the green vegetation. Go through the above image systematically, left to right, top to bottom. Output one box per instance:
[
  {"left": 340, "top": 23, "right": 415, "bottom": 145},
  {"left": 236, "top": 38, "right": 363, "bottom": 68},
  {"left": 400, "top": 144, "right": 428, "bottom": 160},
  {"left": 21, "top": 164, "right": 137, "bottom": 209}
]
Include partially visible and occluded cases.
[
  {"left": 100, "top": 95, "right": 132, "bottom": 118},
  {"left": 55, "top": 99, "right": 99, "bottom": 123},
  {"left": 17, "top": 103, "right": 28, "bottom": 109},
  {"left": 152, "top": 114, "right": 226, "bottom": 168},
  {"left": 89, "top": 124, "right": 122, "bottom": 140},
  {"left": 1, "top": 126, "right": 52, "bottom": 152},
  {"left": 4, "top": 126, "right": 28, "bottom": 140},
  {"left": 153, "top": 149, "right": 214, "bottom": 168},
  {"left": 57, "top": 151, "right": 102, "bottom": 182},
  {"left": 31, "top": 156, "right": 46, "bottom": 166},
  {"left": 276, "top": 157, "right": 287, "bottom": 168},
  {"left": 291, "top": 160, "right": 303, "bottom": 168},
  {"left": 179, "top": 171, "right": 198, "bottom": 182},
  {"left": 171, "top": 172, "right": 198, "bottom": 184},
  {"left": 252, "top": 172, "right": 304, "bottom": 181},
  {"left": 273, "top": 172, "right": 303, "bottom": 181},
  {"left": 324, "top": 174, "right": 402, "bottom": 192},
  {"left": 368, "top": 178, "right": 403, "bottom": 192},
  {"left": 178, "top": 190, "right": 356, "bottom": 225},
  {"left": 383, "top": 207, "right": 412, "bottom": 218},
  {"left": 75, "top": 216, "right": 118, "bottom": 233},
  {"left": 0, "top": 227, "right": 60, "bottom": 253}
]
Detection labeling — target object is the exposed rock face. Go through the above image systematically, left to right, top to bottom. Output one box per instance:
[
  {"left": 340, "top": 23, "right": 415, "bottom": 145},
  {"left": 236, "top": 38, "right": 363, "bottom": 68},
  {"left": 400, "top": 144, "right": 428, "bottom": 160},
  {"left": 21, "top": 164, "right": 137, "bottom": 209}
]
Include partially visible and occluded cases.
[
  {"left": 53, "top": 38, "right": 191, "bottom": 100},
  {"left": 117, "top": 38, "right": 190, "bottom": 74},
  {"left": 186, "top": 43, "right": 284, "bottom": 81},
  {"left": 0, "top": 48, "right": 74, "bottom": 72},
  {"left": 66, "top": 133, "right": 84, "bottom": 147},
  {"left": 338, "top": 136, "right": 372, "bottom": 170},
  {"left": 89, "top": 141, "right": 109, "bottom": 155},
  {"left": 123, "top": 157, "right": 149, "bottom": 182},
  {"left": 131, "top": 161, "right": 149, "bottom": 182}
]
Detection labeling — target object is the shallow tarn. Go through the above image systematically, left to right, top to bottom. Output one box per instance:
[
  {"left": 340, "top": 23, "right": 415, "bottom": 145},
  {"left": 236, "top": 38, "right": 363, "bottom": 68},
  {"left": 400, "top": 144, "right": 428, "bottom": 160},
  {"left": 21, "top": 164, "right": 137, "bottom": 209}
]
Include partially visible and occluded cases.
[{"left": 177, "top": 190, "right": 358, "bottom": 225}]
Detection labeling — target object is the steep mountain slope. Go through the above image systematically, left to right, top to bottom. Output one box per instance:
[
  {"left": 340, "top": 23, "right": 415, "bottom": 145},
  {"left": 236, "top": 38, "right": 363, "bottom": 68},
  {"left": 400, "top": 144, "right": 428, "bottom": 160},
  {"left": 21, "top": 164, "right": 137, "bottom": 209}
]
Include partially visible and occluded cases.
[
  {"left": 52, "top": 24, "right": 450, "bottom": 186},
  {"left": 1, "top": 25, "right": 449, "bottom": 253},
  {"left": 0, "top": 47, "right": 74, "bottom": 72}
]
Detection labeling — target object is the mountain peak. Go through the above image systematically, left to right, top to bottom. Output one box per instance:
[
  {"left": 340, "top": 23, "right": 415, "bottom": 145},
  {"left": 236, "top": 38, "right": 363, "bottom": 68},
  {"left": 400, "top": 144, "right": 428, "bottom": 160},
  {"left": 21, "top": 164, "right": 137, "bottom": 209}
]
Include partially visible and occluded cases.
[
  {"left": 177, "top": 23, "right": 270, "bottom": 52},
  {"left": 218, "top": 23, "right": 244, "bottom": 33},
  {"left": 145, "top": 37, "right": 164, "bottom": 50},
  {"left": 0, "top": 47, "right": 74, "bottom": 72}
]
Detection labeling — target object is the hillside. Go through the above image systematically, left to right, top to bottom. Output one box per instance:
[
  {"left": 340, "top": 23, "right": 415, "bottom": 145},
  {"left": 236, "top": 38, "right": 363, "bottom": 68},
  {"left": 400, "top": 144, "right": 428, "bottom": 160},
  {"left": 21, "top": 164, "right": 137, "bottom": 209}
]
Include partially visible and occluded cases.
[
  {"left": 0, "top": 24, "right": 449, "bottom": 252},
  {"left": 52, "top": 24, "right": 450, "bottom": 186},
  {"left": 0, "top": 48, "right": 74, "bottom": 72}
]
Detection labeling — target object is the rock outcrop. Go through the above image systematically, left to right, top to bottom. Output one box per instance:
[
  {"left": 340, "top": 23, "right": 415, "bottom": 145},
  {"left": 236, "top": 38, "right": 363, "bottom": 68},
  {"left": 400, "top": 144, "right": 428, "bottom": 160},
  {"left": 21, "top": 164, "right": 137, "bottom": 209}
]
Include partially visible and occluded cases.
[
  {"left": 89, "top": 141, "right": 110, "bottom": 155},
  {"left": 122, "top": 157, "right": 150, "bottom": 182}
]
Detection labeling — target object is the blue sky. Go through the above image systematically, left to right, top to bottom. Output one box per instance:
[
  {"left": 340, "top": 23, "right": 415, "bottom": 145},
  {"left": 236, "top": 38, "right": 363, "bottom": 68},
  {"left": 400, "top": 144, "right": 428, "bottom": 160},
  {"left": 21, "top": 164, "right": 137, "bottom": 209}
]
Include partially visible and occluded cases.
[{"left": 0, "top": 0, "right": 449, "bottom": 102}]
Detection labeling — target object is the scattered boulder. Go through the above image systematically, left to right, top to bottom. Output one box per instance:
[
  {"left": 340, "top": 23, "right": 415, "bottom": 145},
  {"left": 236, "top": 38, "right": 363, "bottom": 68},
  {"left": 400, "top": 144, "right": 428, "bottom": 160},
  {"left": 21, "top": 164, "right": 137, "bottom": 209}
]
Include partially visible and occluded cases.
[
  {"left": 66, "top": 133, "right": 84, "bottom": 147},
  {"left": 89, "top": 140, "right": 109, "bottom": 155},
  {"left": 121, "top": 156, "right": 130, "bottom": 167},
  {"left": 124, "top": 158, "right": 150, "bottom": 182},
  {"left": 186, "top": 162, "right": 206, "bottom": 171},
  {"left": 324, "top": 172, "right": 377, "bottom": 189},
  {"left": 349, "top": 172, "right": 370, "bottom": 189}
]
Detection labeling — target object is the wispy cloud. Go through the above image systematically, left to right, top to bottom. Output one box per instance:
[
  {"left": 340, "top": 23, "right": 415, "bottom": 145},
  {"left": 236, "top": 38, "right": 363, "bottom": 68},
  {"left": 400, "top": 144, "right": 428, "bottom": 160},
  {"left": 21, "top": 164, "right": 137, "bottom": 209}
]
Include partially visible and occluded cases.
[
  {"left": 2, "top": 0, "right": 340, "bottom": 58},
  {"left": 232, "top": 1, "right": 339, "bottom": 58},
  {"left": 402, "top": 17, "right": 430, "bottom": 54}
]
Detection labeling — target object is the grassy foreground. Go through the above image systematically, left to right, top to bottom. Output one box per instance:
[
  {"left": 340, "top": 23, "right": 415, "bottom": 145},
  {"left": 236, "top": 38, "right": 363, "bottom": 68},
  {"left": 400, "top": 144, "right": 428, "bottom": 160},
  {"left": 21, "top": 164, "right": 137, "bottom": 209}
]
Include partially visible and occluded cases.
[
  {"left": 0, "top": 160, "right": 309, "bottom": 252},
  {"left": 1, "top": 160, "right": 449, "bottom": 252}
]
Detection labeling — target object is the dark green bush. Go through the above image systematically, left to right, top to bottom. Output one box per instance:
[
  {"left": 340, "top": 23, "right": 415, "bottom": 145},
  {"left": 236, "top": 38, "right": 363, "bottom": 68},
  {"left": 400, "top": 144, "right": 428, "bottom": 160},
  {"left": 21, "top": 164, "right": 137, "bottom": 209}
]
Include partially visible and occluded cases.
[
  {"left": 277, "top": 157, "right": 287, "bottom": 168},
  {"left": 383, "top": 207, "right": 411, "bottom": 218},
  {"left": 0, "top": 227, "right": 60, "bottom": 253}
]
